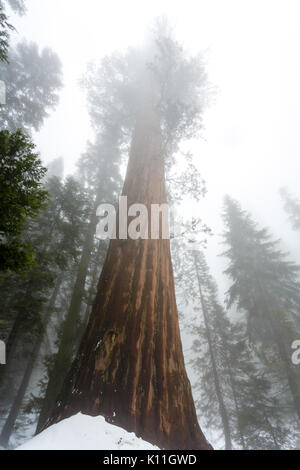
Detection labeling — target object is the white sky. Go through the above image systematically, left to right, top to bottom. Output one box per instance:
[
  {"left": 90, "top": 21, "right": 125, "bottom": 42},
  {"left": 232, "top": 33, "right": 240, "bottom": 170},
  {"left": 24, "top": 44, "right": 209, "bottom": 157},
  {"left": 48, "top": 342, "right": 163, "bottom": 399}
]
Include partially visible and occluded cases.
[{"left": 9, "top": 0, "right": 300, "bottom": 297}]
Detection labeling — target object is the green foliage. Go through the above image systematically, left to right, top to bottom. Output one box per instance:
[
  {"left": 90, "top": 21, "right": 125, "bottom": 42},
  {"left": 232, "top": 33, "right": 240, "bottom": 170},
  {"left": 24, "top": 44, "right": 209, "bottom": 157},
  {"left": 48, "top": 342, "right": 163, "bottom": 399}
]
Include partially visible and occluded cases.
[
  {"left": 81, "top": 26, "right": 209, "bottom": 178},
  {"left": 149, "top": 31, "right": 209, "bottom": 155},
  {"left": 0, "top": 41, "right": 63, "bottom": 132},
  {"left": 0, "top": 130, "right": 48, "bottom": 273},
  {"left": 221, "top": 196, "right": 300, "bottom": 429},
  {"left": 222, "top": 196, "right": 300, "bottom": 331}
]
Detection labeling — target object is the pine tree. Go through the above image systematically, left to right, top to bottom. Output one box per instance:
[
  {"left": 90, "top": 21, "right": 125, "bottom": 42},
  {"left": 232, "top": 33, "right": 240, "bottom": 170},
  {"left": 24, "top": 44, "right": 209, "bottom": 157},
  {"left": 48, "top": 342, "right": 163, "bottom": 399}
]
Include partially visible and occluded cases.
[
  {"left": 222, "top": 196, "right": 300, "bottom": 422},
  {"left": 173, "top": 242, "right": 295, "bottom": 449},
  {"left": 173, "top": 246, "right": 232, "bottom": 449}
]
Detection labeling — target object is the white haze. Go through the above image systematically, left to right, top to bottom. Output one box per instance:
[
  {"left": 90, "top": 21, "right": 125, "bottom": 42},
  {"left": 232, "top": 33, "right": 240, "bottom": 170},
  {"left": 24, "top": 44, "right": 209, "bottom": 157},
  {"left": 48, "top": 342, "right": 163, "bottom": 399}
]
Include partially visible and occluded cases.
[{"left": 9, "top": 0, "right": 300, "bottom": 297}]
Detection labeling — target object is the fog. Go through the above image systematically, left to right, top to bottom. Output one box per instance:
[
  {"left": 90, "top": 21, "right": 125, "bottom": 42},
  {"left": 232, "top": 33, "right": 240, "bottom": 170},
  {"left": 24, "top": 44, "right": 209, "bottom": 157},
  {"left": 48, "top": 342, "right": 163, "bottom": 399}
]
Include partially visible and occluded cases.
[
  {"left": 1, "top": 0, "right": 300, "bottom": 451},
  {"left": 11, "top": 0, "right": 300, "bottom": 293}
]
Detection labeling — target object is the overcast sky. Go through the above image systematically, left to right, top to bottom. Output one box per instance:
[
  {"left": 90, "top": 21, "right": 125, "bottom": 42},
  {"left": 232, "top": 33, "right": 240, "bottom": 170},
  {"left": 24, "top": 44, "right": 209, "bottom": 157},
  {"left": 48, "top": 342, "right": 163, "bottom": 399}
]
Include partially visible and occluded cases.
[{"left": 9, "top": 0, "right": 300, "bottom": 298}]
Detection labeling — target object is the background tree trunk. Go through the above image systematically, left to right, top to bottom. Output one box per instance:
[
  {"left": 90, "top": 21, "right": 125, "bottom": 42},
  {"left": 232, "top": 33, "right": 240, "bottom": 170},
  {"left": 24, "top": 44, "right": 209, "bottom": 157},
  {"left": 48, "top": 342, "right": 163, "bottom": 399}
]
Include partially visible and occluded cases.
[
  {"left": 44, "top": 103, "right": 212, "bottom": 450},
  {"left": 36, "top": 214, "right": 98, "bottom": 433},
  {"left": 194, "top": 253, "right": 232, "bottom": 450},
  {"left": 0, "top": 276, "right": 62, "bottom": 447}
]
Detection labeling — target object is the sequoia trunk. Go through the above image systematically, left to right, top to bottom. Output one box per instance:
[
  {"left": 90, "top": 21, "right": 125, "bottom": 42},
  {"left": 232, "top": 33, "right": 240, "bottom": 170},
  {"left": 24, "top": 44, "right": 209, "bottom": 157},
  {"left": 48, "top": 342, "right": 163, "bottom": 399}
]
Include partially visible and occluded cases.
[{"left": 45, "top": 103, "right": 212, "bottom": 450}]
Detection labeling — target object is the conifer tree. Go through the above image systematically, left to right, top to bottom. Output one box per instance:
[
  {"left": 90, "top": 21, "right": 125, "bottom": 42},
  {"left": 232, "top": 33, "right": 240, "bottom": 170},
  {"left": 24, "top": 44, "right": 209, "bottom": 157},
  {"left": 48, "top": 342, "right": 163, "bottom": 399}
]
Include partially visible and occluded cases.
[
  {"left": 222, "top": 196, "right": 300, "bottom": 422},
  {"left": 174, "top": 243, "right": 295, "bottom": 449}
]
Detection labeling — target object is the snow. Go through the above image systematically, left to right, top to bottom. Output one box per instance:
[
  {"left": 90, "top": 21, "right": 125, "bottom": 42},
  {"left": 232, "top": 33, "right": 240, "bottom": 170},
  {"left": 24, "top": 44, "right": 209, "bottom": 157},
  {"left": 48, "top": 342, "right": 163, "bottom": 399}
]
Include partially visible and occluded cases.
[{"left": 16, "top": 413, "right": 159, "bottom": 450}]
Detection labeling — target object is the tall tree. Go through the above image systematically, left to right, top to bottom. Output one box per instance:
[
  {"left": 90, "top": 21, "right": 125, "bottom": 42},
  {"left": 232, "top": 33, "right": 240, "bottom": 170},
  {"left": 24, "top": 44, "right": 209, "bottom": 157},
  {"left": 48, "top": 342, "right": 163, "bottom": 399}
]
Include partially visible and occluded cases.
[
  {"left": 44, "top": 30, "right": 212, "bottom": 450},
  {"left": 222, "top": 196, "right": 300, "bottom": 422},
  {"left": 173, "top": 242, "right": 295, "bottom": 449},
  {"left": 172, "top": 244, "right": 232, "bottom": 449},
  {"left": 192, "top": 250, "right": 232, "bottom": 449}
]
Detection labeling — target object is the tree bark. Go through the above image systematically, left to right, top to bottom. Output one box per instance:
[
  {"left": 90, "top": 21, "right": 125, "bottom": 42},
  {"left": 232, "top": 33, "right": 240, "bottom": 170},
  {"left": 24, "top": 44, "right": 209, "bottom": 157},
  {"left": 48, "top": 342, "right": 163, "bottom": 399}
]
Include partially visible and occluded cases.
[{"left": 44, "top": 104, "right": 212, "bottom": 450}]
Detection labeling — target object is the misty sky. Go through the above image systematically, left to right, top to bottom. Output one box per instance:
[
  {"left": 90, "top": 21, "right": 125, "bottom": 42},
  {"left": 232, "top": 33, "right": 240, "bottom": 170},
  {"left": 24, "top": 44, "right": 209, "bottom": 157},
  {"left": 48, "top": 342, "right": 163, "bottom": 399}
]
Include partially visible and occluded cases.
[{"left": 9, "top": 0, "right": 300, "bottom": 298}]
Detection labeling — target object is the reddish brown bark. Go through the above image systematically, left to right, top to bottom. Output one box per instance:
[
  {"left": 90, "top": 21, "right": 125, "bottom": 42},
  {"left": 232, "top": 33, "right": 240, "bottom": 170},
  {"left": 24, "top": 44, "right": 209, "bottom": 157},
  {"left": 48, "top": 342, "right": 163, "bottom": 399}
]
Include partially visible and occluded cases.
[{"left": 45, "top": 104, "right": 212, "bottom": 450}]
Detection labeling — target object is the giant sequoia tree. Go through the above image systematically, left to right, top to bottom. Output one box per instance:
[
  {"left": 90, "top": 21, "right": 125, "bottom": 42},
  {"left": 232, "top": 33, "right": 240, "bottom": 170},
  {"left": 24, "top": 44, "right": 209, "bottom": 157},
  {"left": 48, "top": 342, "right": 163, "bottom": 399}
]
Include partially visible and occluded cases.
[{"left": 44, "top": 31, "right": 212, "bottom": 450}]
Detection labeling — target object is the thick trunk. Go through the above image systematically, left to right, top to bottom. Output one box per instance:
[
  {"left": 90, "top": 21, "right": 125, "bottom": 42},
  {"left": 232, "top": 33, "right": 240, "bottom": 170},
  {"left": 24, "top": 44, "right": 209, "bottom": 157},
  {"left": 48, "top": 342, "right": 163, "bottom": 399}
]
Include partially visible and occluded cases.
[
  {"left": 44, "top": 105, "right": 212, "bottom": 450},
  {"left": 36, "top": 218, "right": 97, "bottom": 433},
  {"left": 194, "top": 255, "right": 232, "bottom": 450},
  {"left": 0, "top": 277, "right": 62, "bottom": 447}
]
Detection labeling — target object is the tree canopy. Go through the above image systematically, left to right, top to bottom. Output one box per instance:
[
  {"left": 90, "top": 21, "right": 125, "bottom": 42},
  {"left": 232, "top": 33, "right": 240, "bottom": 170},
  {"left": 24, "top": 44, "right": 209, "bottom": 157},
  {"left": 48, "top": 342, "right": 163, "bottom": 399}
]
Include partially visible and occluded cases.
[{"left": 0, "top": 41, "right": 63, "bottom": 132}]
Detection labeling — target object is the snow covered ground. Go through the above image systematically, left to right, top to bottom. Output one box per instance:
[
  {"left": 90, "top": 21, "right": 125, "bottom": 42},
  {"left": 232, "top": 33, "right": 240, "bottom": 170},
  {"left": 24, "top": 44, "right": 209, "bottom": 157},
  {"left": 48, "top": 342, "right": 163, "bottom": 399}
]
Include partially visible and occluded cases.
[{"left": 16, "top": 413, "right": 159, "bottom": 450}]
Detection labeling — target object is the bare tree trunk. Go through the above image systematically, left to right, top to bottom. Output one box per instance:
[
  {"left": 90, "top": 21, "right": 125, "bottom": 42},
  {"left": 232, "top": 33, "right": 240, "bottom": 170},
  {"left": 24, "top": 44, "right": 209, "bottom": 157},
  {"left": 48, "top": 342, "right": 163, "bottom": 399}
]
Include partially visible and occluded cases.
[
  {"left": 44, "top": 104, "right": 212, "bottom": 450},
  {"left": 36, "top": 215, "right": 97, "bottom": 433},
  {"left": 81, "top": 241, "right": 106, "bottom": 330},
  {"left": 193, "top": 254, "right": 232, "bottom": 450},
  {"left": 213, "top": 305, "right": 246, "bottom": 449},
  {"left": 226, "top": 361, "right": 246, "bottom": 449}
]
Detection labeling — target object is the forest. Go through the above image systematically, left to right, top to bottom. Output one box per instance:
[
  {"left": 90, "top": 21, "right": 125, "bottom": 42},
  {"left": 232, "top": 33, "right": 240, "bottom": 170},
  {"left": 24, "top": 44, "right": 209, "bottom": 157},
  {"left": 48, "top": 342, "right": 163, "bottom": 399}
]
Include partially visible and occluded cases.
[{"left": 0, "top": 0, "right": 300, "bottom": 451}]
